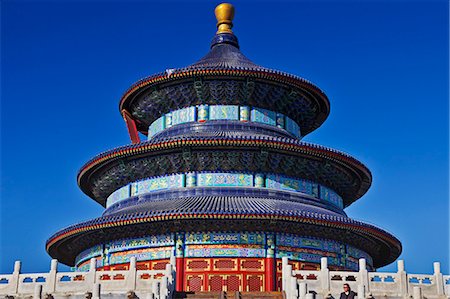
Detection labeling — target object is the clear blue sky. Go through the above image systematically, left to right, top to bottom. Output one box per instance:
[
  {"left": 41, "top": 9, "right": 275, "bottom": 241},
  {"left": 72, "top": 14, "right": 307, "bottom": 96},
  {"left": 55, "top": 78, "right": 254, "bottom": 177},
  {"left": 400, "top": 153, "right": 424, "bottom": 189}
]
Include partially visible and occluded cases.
[{"left": 1, "top": 1, "right": 448, "bottom": 274}]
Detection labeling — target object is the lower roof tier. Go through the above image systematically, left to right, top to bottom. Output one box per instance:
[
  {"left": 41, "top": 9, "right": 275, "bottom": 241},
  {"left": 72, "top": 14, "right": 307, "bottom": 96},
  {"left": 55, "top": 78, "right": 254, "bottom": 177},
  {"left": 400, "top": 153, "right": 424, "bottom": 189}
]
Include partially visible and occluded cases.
[
  {"left": 78, "top": 135, "right": 372, "bottom": 207},
  {"left": 46, "top": 194, "right": 401, "bottom": 268}
]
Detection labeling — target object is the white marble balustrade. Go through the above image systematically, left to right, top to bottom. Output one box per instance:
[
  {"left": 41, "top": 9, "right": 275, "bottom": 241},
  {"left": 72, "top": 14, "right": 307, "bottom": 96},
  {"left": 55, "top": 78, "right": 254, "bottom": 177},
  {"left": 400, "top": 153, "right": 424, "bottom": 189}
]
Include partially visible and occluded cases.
[
  {"left": 0, "top": 256, "right": 176, "bottom": 299},
  {"left": 282, "top": 257, "right": 449, "bottom": 299}
]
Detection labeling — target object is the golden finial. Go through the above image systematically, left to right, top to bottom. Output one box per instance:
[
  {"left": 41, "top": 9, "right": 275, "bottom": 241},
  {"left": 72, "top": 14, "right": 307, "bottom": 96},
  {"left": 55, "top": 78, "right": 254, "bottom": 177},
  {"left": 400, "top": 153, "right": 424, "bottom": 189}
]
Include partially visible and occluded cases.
[{"left": 215, "top": 3, "right": 235, "bottom": 34}]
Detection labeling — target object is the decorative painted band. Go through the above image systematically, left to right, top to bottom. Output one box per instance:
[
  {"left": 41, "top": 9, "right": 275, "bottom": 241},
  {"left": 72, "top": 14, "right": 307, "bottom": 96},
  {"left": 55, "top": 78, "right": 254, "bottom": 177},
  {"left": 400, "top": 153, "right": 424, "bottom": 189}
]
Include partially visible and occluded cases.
[
  {"left": 148, "top": 105, "right": 301, "bottom": 139},
  {"left": 106, "top": 172, "right": 343, "bottom": 210},
  {"left": 46, "top": 211, "right": 401, "bottom": 261},
  {"left": 74, "top": 232, "right": 373, "bottom": 271}
]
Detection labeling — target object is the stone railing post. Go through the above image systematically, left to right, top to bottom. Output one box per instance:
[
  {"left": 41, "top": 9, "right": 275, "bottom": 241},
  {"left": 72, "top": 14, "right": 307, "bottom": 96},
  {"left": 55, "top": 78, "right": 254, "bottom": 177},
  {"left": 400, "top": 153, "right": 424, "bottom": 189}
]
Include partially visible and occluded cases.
[
  {"left": 170, "top": 255, "right": 176, "bottom": 268},
  {"left": 127, "top": 257, "right": 137, "bottom": 291},
  {"left": 282, "top": 257, "right": 289, "bottom": 291},
  {"left": 320, "top": 257, "right": 330, "bottom": 292},
  {"left": 86, "top": 258, "right": 97, "bottom": 291},
  {"left": 46, "top": 259, "right": 58, "bottom": 293},
  {"left": 358, "top": 259, "right": 368, "bottom": 296},
  {"left": 10, "top": 260, "right": 21, "bottom": 294},
  {"left": 396, "top": 260, "right": 407, "bottom": 296},
  {"left": 433, "top": 262, "right": 445, "bottom": 296},
  {"left": 165, "top": 263, "right": 173, "bottom": 282},
  {"left": 166, "top": 263, "right": 174, "bottom": 297},
  {"left": 284, "top": 263, "right": 293, "bottom": 299},
  {"left": 289, "top": 275, "right": 298, "bottom": 299},
  {"left": 161, "top": 276, "right": 168, "bottom": 299},
  {"left": 152, "top": 280, "right": 160, "bottom": 299},
  {"left": 93, "top": 282, "right": 101, "bottom": 299},
  {"left": 298, "top": 282, "right": 307, "bottom": 299},
  {"left": 33, "top": 284, "right": 42, "bottom": 299},
  {"left": 357, "top": 285, "right": 365, "bottom": 299},
  {"left": 413, "top": 286, "right": 422, "bottom": 299},
  {"left": 305, "top": 293, "right": 315, "bottom": 299}
]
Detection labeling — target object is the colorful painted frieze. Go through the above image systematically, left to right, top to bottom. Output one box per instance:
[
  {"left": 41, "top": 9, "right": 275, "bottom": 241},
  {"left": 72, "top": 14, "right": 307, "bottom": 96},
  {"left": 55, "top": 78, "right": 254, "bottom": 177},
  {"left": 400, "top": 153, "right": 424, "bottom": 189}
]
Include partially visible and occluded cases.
[
  {"left": 147, "top": 105, "right": 303, "bottom": 138},
  {"left": 198, "top": 105, "right": 209, "bottom": 122},
  {"left": 209, "top": 105, "right": 239, "bottom": 120},
  {"left": 172, "top": 106, "right": 196, "bottom": 126},
  {"left": 239, "top": 106, "right": 250, "bottom": 122},
  {"left": 251, "top": 107, "right": 276, "bottom": 126},
  {"left": 165, "top": 112, "right": 172, "bottom": 128},
  {"left": 276, "top": 113, "right": 285, "bottom": 128},
  {"left": 148, "top": 115, "right": 165, "bottom": 139},
  {"left": 285, "top": 116, "right": 301, "bottom": 138},
  {"left": 108, "top": 172, "right": 343, "bottom": 209},
  {"left": 186, "top": 172, "right": 197, "bottom": 187},
  {"left": 197, "top": 172, "right": 253, "bottom": 187},
  {"left": 254, "top": 173, "right": 265, "bottom": 188},
  {"left": 134, "top": 174, "right": 185, "bottom": 196},
  {"left": 266, "top": 174, "right": 313, "bottom": 195},
  {"left": 106, "top": 185, "right": 130, "bottom": 208},
  {"left": 320, "top": 186, "right": 343, "bottom": 208},
  {"left": 185, "top": 232, "right": 265, "bottom": 245},
  {"left": 106, "top": 234, "right": 174, "bottom": 253},
  {"left": 277, "top": 234, "right": 325, "bottom": 250},
  {"left": 75, "top": 244, "right": 103, "bottom": 265},
  {"left": 185, "top": 244, "right": 265, "bottom": 258},
  {"left": 347, "top": 245, "right": 373, "bottom": 266},
  {"left": 109, "top": 247, "right": 173, "bottom": 264},
  {"left": 276, "top": 250, "right": 323, "bottom": 264},
  {"left": 345, "top": 259, "right": 359, "bottom": 271},
  {"left": 76, "top": 261, "right": 91, "bottom": 272}
]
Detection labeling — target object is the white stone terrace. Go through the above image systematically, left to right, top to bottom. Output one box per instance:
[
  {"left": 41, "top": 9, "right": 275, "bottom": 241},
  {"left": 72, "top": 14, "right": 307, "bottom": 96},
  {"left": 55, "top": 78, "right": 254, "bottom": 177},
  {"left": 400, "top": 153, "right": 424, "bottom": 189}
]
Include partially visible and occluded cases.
[
  {"left": 0, "top": 256, "right": 448, "bottom": 299},
  {"left": 0, "top": 257, "right": 175, "bottom": 299},
  {"left": 281, "top": 257, "right": 449, "bottom": 299}
]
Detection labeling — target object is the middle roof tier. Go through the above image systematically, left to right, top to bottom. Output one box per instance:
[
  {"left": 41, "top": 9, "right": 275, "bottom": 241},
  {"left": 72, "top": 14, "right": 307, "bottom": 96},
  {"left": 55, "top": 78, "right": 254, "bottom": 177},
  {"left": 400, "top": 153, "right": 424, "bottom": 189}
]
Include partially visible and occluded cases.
[{"left": 78, "top": 134, "right": 372, "bottom": 208}]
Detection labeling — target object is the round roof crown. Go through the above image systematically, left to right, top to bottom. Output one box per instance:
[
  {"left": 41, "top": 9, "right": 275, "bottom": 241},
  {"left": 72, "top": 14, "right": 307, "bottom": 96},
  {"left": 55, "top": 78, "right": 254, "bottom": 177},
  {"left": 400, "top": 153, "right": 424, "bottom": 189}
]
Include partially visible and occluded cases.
[{"left": 215, "top": 3, "right": 235, "bottom": 34}]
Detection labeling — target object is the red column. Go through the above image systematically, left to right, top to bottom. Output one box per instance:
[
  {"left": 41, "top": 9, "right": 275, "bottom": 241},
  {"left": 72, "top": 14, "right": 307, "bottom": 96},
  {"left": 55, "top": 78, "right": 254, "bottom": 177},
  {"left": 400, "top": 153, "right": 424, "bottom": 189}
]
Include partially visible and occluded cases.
[
  {"left": 122, "top": 110, "right": 141, "bottom": 144},
  {"left": 175, "top": 233, "right": 185, "bottom": 292},
  {"left": 265, "top": 233, "right": 276, "bottom": 291},
  {"left": 176, "top": 257, "right": 185, "bottom": 292},
  {"left": 265, "top": 257, "right": 275, "bottom": 291}
]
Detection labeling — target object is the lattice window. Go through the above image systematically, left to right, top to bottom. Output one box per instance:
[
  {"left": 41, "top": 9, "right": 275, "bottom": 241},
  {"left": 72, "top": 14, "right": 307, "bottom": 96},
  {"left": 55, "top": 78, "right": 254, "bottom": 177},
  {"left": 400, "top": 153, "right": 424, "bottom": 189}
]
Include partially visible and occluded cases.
[
  {"left": 214, "top": 259, "right": 235, "bottom": 270},
  {"left": 187, "top": 260, "right": 209, "bottom": 270},
  {"left": 241, "top": 260, "right": 263, "bottom": 270},
  {"left": 152, "top": 261, "right": 169, "bottom": 270},
  {"left": 276, "top": 261, "right": 283, "bottom": 272},
  {"left": 137, "top": 262, "right": 150, "bottom": 270},
  {"left": 303, "top": 263, "right": 319, "bottom": 271},
  {"left": 188, "top": 275, "right": 203, "bottom": 292},
  {"left": 209, "top": 275, "right": 224, "bottom": 291},
  {"left": 226, "top": 275, "right": 240, "bottom": 292},
  {"left": 247, "top": 275, "right": 263, "bottom": 292}
]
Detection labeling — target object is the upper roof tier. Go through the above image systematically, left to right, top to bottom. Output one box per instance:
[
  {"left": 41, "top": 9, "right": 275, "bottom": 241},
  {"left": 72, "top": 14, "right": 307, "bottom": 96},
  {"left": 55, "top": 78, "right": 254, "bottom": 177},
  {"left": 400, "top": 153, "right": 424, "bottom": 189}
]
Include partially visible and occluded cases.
[{"left": 119, "top": 4, "right": 330, "bottom": 138}]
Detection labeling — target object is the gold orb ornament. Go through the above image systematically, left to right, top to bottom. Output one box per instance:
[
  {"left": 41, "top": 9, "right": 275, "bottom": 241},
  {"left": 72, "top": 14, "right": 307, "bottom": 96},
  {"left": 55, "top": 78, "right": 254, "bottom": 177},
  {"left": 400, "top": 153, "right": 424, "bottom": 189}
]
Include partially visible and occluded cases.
[{"left": 215, "top": 3, "right": 235, "bottom": 34}]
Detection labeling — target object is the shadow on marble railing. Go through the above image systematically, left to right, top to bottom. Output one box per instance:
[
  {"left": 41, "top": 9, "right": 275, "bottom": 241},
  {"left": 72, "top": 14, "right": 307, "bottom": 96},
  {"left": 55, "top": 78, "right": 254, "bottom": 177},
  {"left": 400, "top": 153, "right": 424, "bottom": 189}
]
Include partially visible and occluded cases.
[
  {"left": 0, "top": 256, "right": 176, "bottom": 299},
  {"left": 281, "top": 257, "right": 449, "bottom": 299}
]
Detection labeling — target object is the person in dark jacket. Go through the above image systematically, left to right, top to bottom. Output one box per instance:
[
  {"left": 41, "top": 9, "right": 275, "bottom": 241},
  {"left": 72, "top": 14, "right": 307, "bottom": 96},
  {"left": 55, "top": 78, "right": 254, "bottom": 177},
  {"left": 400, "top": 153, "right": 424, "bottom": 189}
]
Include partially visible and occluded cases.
[{"left": 340, "top": 284, "right": 357, "bottom": 299}]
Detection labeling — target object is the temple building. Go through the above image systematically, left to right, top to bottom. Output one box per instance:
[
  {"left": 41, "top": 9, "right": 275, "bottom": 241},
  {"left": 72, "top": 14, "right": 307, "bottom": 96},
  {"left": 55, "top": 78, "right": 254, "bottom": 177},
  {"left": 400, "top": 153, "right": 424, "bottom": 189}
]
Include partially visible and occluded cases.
[{"left": 46, "top": 3, "right": 401, "bottom": 293}]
